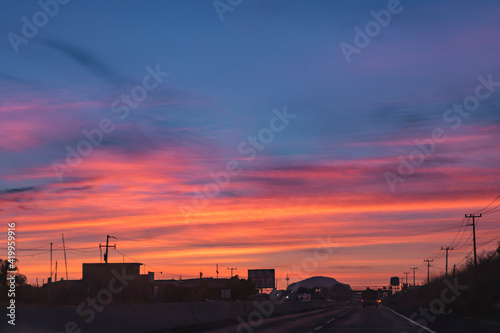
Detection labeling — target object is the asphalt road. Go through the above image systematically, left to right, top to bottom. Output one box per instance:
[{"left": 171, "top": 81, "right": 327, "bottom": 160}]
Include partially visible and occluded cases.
[{"left": 197, "top": 304, "right": 427, "bottom": 333}]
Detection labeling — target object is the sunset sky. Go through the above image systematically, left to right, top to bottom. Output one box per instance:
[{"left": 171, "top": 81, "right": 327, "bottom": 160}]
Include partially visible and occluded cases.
[{"left": 1, "top": 0, "right": 500, "bottom": 288}]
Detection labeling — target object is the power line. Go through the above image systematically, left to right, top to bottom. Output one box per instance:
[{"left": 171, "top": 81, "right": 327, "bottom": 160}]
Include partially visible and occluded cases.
[
  {"left": 473, "top": 194, "right": 500, "bottom": 214},
  {"left": 483, "top": 207, "right": 500, "bottom": 215},
  {"left": 427, "top": 217, "right": 471, "bottom": 264},
  {"left": 448, "top": 217, "right": 467, "bottom": 248},
  {"left": 451, "top": 221, "right": 469, "bottom": 249},
  {"left": 454, "top": 232, "right": 473, "bottom": 252},
  {"left": 454, "top": 234, "right": 500, "bottom": 269},
  {"left": 478, "top": 234, "right": 500, "bottom": 249},
  {"left": 113, "top": 249, "right": 178, "bottom": 277},
  {"left": 456, "top": 249, "right": 474, "bottom": 266},
  {"left": 15, "top": 251, "right": 50, "bottom": 257},
  {"left": 430, "top": 264, "right": 445, "bottom": 270}
]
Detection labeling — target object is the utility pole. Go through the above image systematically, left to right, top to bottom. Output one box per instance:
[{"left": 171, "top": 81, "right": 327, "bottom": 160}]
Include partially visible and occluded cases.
[
  {"left": 465, "top": 214, "right": 481, "bottom": 267},
  {"left": 62, "top": 234, "right": 69, "bottom": 281},
  {"left": 101, "top": 235, "right": 116, "bottom": 264},
  {"left": 50, "top": 242, "right": 53, "bottom": 283},
  {"left": 441, "top": 246, "right": 454, "bottom": 279},
  {"left": 424, "top": 260, "right": 433, "bottom": 284},
  {"left": 216, "top": 264, "right": 219, "bottom": 279},
  {"left": 227, "top": 267, "right": 237, "bottom": 278},
  {"left": 410, "top": 267, "right": 418, "bottom": 286},
  {"left": 403, "top": 272, "right": 409, "bottom": 285}
]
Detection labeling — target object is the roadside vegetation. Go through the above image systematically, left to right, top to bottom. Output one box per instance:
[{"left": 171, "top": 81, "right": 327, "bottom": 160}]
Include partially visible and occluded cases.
[{"left": 395, "top": 245, "right": 500, "bottom": 321}]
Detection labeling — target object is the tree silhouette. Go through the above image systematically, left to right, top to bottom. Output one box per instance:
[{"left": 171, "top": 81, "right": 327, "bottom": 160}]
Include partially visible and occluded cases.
[{"left": 0, "top": 259, "right": 27, "bottom": 287}]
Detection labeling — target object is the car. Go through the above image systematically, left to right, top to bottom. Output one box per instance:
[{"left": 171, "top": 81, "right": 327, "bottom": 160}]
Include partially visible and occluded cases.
[{"left": 361, "top": 288, "right": 381, "bottom": 308}]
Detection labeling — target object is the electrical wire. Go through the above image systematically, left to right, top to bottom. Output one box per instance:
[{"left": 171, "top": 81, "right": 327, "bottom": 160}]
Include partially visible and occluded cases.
[
  {"left": 474, "top": 194, "right": 500, "bottom": 214},
  {"left": 482, "top": 206, "right": 500, "bottom": 215},
  {"left": 448, "top": 217, "right": 467, "bottom": 248},
  {"left": 454, "top": 232, "right": 473, "bottom": 252},
  {"left": 478, "top": 234, "right": 500, "bottom": 248},
  {"left": 113, "top": 249, "right": 179, "bottom": 277},
  {"left": 456, "top": 249, "right": 474, "bottom": 266}
]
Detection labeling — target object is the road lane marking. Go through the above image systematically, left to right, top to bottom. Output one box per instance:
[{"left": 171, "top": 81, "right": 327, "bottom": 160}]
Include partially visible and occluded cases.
[
  {"left": 381, "top": 306, "right": 437, "bottom": 333},
  {"left": 308, "top": 308, "right": 352, "bottom": 333}
]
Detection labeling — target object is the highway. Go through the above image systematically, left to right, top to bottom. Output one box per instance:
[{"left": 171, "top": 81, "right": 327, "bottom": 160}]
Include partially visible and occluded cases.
[{"left": 196, "top": 304, "right": 428, "bottom": 333}]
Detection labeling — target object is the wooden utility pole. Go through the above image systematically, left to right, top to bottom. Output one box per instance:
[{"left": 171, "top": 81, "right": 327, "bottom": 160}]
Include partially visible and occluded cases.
[
  {"left": 465, "top": 214, "right": 481, "bottom": 267},
  {"left": 62, "top": 234, "right": 69, "bottom": 281},
  {"left": 100, "top": 235, "right": 116, "bottom": 264},
  {"left": 50, "top": 242, "right": 53, "bottom": 283},
  {"left": 441, "top": 246, "right": 453, "bottom": 279},
  {"left": 424, "top": 259, "right": 433, "bottom": 284},
  {"left": 227, "top": 267, "right": 237, "bottom": 278},
  {"left": 410, "top": 267, "right": 418, "bottom": 286},
  {"left": 403, "top": 272, "right": 410, "bottom": 285}
]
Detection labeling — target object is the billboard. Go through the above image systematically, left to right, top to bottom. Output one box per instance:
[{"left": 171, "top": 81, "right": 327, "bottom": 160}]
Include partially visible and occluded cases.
[{"left": 248, "top": 269, "right": 275, "bottom": 289}]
